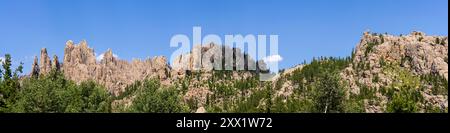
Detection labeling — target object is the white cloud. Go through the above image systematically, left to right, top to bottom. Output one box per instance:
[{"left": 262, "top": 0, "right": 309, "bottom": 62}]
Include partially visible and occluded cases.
[
  {"left": 96, "top": 53, "right": 119, "bottom": 62},
  {"left": 95, "top": 54, "right": 102, "bottom": 62},
  {"left": 262, "top": 54, "right": 283, "bottom": 63}
]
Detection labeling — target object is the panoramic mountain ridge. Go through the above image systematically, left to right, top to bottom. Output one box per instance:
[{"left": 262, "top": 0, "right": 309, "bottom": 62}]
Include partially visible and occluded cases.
[{"left": 24, "top": 31, "right": 448, "bottom": 113}]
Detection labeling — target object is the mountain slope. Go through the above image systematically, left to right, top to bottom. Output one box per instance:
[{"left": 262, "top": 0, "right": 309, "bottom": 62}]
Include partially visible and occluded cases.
[{"left": 27, "top": 31, "right": 448, "bottom": 113}]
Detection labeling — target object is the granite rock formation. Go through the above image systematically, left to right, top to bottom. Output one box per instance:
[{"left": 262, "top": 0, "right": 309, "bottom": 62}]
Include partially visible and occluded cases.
[{"left": 32, "top": 40, "right": 171, "bottom": 96}]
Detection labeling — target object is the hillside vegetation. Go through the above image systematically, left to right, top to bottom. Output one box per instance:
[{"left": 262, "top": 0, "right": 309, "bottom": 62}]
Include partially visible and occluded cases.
[{"left": 0, "top": 32, "right": 447, "bottom": 113}]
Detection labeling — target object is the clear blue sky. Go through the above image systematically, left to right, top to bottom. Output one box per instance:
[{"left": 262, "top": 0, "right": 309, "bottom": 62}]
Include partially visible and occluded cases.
[{"left": 0, "top": 0, "right": 448, "bottom": 74}]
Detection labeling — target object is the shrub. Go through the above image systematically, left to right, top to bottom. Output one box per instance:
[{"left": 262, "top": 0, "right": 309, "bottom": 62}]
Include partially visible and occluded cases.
[
  {"left": 0, "top": 54, "right": 23, "bottom": 112},
  {"left": 383, "top": 65, "right": 422, "bottom": 113},
  {"left": 312, "top": 74, "right": 345, "bottom": 113},
  {"left": 128, "top": 79, "right": 187, "bottom": 113},
  {"left": 386, "top": 88, "right": 421, "bottom": 113}
]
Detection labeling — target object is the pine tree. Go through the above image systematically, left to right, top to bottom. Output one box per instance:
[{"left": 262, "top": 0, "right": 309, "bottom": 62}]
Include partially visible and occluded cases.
[{"left": 0, "top": 54, "right": 23, "bottom": 112}]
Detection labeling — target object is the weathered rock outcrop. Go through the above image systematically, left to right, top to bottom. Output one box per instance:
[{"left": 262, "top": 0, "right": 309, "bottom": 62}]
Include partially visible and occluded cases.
[
  {"left": 270, "top": 31, "right": 448, "bottom": 113},
  {"left": 340, "top": 31, "right": 448, "bottom": 112},
  {"left": 341, "top": 31, "right": 448, "bottom": 94},
  {"left": 32, "top": 40, "right": 171, "bottom": 96},
  {"left": 61, "top": 40, "right": 171, "bottom": 96},
  {"left": 171, "top": 43, "right": 268, "bottom": 79},
  {"left": 171, "top": 43, "right": 268, "bottom": 109},
  {"left": 30, "top": 48, "right": 60, "bottom": 77},
  {"left": 39, "top": 48, "right": 52, "bottom": 75},
  {"left": 52, "top": 55, "right": 60, "bottom": 71},
  {"left": 30, "top": 56, "right": 40, "bottom": 77},
  {"left": 272, "top": 64, "right": 304, "bottom": 100}
]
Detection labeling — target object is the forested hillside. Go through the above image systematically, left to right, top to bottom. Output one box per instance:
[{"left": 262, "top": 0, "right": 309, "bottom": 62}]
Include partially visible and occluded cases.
[{"left": 0, "top": 32, "right": 447, "bottom": 113}]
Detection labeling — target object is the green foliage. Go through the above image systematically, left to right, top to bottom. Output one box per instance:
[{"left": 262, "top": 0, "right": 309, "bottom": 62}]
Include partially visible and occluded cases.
[
  {"left": 418, "top": 37, "right": 424, "bottom": 41},
  {"left": 435, "top": 38, "right": 440, "bottom": 44},
  {"left": 440, "top": 38, "right": 447, "bottom": 45},
  {"left": 364, "top": 41, "right": 380, "bottom": 57},
  {"left": 351, "top": 48, "right": 356, "bottom": 60},
  {"left": 1, "top": 49, "right": 447, "bottom": 113},
  {"left": 0, "top": 54, "right": 23, "bottom": 112},
  {"left": 0, "top": 54, "right": 111, "bottom": 113},
  {"left": 290, "top": 56, "right": 351, "bottom": 84},
  {"left": 400, "top": 56, "right": 413, "bottom": 67},
  {"left": 288, "top": 57, "right": 351, "bottom": 113},
  {"left": 379, "top": 58, "right": 387, "bottom": 67},
  {"left": 205, "top": 60, "right": 353, "bottom": 113},
  {"left": 383, "top": 65, "right": 423, "bottom": 113},
  {"left": 12, "top": 70, "right": 111, "bottom": 113},
  {"left": 213, "top": 70, "right": 233, "bottom": 80},
  {"left": 312, "top": 73, "right": 345, "bottom": 113},
  {"left": 420, "top": 74, "right": 448, "bottom": 95},
  {"left": 204, "top": 75, "right": 266, "bottom": 113},
  {"left": 372, "top": 75, "right": 380, "bottom": 83},
  {"left": 234, "top": 76, "right": 259, "bottom": 97},
  {"left": 128, "top": 79, "right": 187, "bottom": 113},
  {"left": 78, "top": 80, "right": 111, "bottom": 112},
  {"left": 113, "top": 81, "right": 141, "bottom": 100},
  {"left": 359, "top": 84, "right": 376, "bottom": 100},
  {"left": 233, "top": 85, "right": 271, "bottom": 113},
  {"left": 386, "top": 88, "right": 422, "bottom": 113},
  {"left": 343, "top": 95, "right": 365, "bottom": 113},
  {"left": 186, "top": 97, "right": 198, "bottom": 112},
  {"left": 269, "top": 97, "right": 288, "bottom": 113},
  {"left": 286, "top": 97, "right": 315, "bottom": 113},
  {"left": 424, "top": 103, "right": 447, "bottom": 113}
]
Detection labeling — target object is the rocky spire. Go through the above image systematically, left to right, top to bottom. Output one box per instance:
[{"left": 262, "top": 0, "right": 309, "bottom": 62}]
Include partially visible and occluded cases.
[
  {"left": 411, "top": 31, "right": 425, "bottom": 36},
  {"left": 63, "top": 40, "right": 96, "bottom": 65},
  {"left": 64, "top": 40, "right": 74, "bottom": 64},
  {"left": 79, "top": 40, "right": 88, "bottom": 48},
  {"left": 39, "top": 48, "right": 52, "bottom": 75},
  {"left": 101, "top": 49, "right": 115, "bottom": 65},
  {"left": 52, "top": 55, "right": 60, "bottom": 71},
  {"left": 30, "top": 56, "right": 40, "bottom": 77}
]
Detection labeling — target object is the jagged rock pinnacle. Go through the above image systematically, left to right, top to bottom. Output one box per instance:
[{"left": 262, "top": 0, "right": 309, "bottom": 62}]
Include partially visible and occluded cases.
[
  {"left": 30, "top": 40, "right": 172, "bottom": 96},
  {"left": 39, "top": 48, "right": 52, "bottom": 75},
  {"left": 101, "top": 49, "right": 115, "bottom": 65},
  {"left": 52, "top": 55, "right": 60, "bottom": 71},
  {"left": 30, "top": 56, "right": 40, "bottom": 77}
]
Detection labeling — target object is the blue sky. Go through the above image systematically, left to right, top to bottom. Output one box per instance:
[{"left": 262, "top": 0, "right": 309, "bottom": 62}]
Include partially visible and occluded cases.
[{"left": 0, "top": 0, "right": 448, "bottom": 74}]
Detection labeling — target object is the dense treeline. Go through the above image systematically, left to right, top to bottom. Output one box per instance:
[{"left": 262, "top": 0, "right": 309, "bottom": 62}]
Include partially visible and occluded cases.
[
  {"left": 1, "top": 53, "right": 448, "bottom": 113},
  {"left": 0, "top": 54, "right": 110, "bottom": 113},
  {"left": 0, "top": 54, "right": 22, "bottom": 112},
  {"left": 202, "top": 56, "right": 358, "bottom": 113},
  {"left": 278, "top": 56, "right": 359, "bottom": 113},
  {"left": 116, "top": 79, "right": 187, "bottom": 113}
]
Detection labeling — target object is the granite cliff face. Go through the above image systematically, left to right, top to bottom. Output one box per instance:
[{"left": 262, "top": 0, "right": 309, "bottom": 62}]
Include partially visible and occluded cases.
[
  {"left": 268, "top": 31, "right": 448, "bottom": 113},
  {"left": 340, "top": 31, "right": 448, "bottom": 112},
  {"left": 341, "top": 31, "right": 448, "bottom": 95},
  {"left": 32, "top": 40, "right": 171, "bottom": 96},
  {"left": 170, "top": 43, "right": 268, "bottom": 110},
  {"left": 171, "top": 43, "right": 268, "bottom": 79}
]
